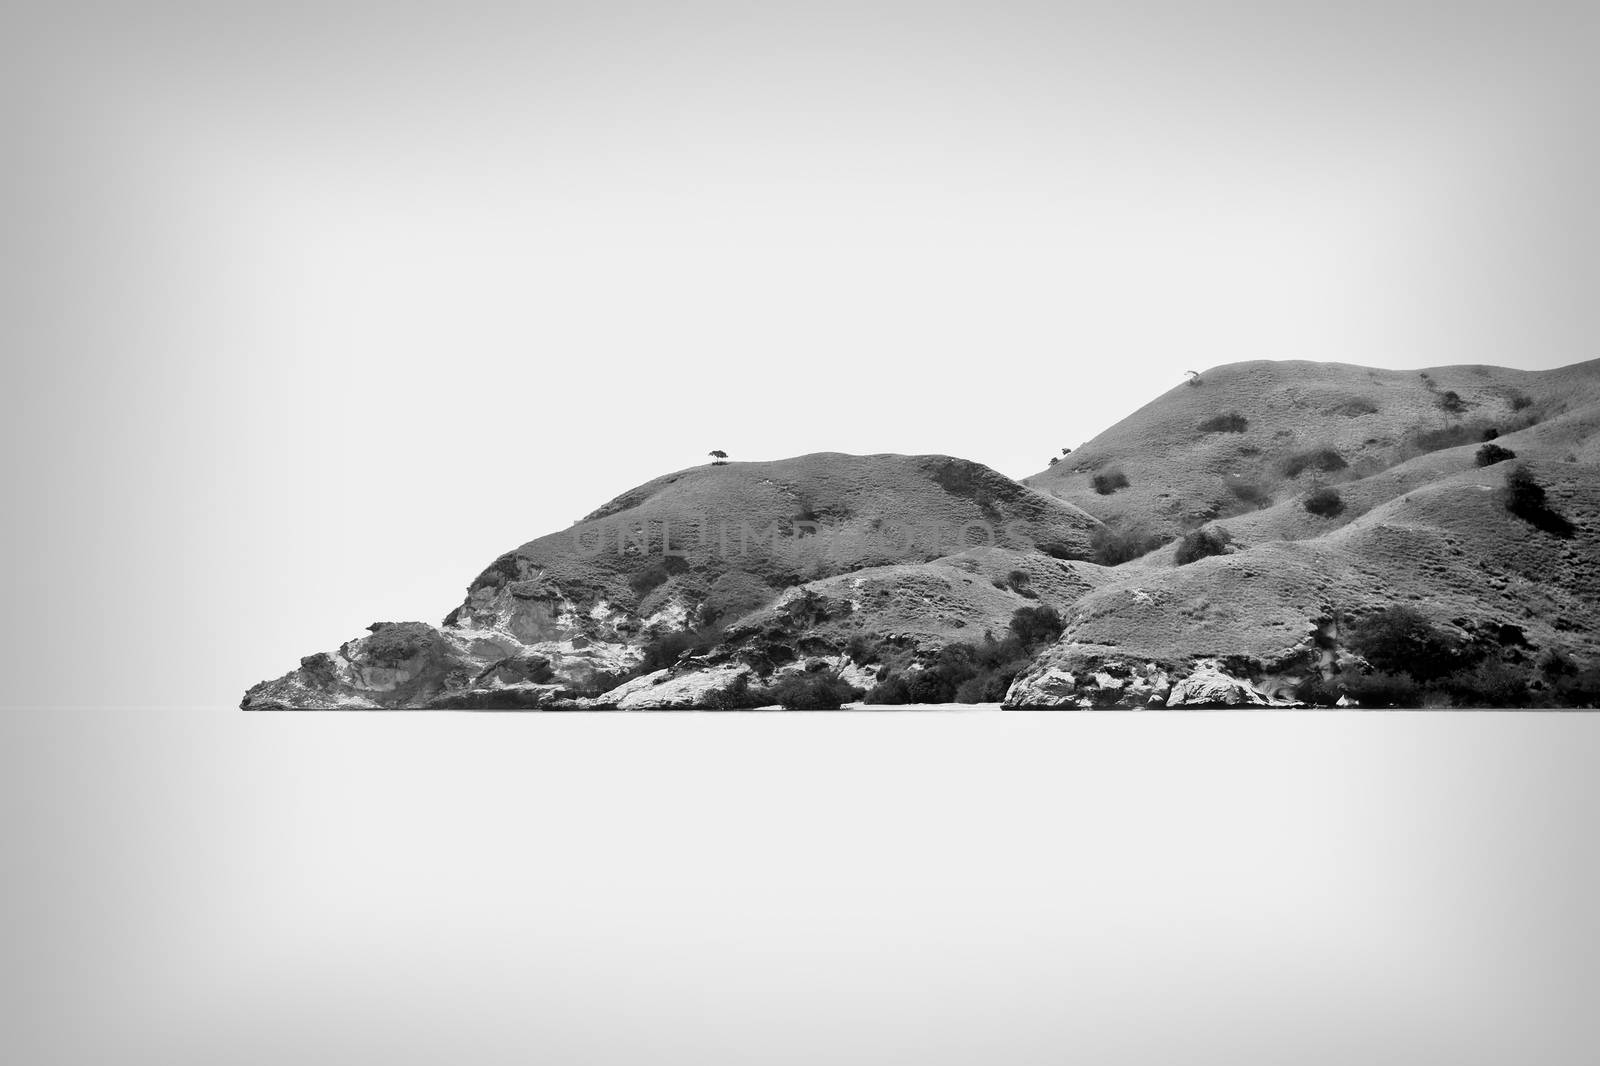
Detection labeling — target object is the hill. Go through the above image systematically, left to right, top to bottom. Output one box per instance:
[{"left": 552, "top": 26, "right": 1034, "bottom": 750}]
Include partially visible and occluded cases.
[
  {"left": 243, "top": 359, "right": 1600, "bottom": 710},
  {"left": 1006, "top": 359, "right": 1600, "bottom": 707},
  {"left": 1023, "top": 359, "right": 1600, "bottom": 544},
  {"left": 242, "top": 453, "right": 1102, "bottom": 708}
]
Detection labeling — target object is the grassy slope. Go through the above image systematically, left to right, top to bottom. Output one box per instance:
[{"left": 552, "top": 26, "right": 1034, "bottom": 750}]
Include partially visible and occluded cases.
[{"left": 1024, "top": 359, "right": 1600, "bottom": 543}]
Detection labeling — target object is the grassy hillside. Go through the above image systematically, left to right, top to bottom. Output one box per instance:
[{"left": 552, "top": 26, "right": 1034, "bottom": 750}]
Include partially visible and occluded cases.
[
  {"left": 244, "top": 359, "right": 1600, "bottom": 710},
  {"left": 1025, "top": 359, "right": 1600, "bottom": 545}
]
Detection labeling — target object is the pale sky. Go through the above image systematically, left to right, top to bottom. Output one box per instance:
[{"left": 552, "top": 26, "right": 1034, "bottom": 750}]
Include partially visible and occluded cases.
[{"left": 3, "top": 1, "right": 1596, "bottom": 706}]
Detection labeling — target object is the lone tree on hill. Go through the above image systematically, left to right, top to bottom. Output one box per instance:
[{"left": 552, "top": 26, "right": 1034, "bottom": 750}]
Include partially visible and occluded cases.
[{"left": 708, "top": 449, "right": 729, "bottom": 465}]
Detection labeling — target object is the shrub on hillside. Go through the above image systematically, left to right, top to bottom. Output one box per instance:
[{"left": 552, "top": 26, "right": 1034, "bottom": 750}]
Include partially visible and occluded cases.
[
  {"left": 1437, "top": 390, "right": 1468, "bottom": 414},
  {"left": 1509, "top": 392, "right": 1534, "bottom": 411},
  {"left": 1332, "top": 398, "right": 1380, "bottom": 417},
  {"left": 1198, "top": 413, "right": 1249, "bottom": 433},
  {"left": 1475, "top": 443, "right": 1516, "bottom": 467},
  {"left": 1282, "top": 447, "right": 1348, "bottom": 477},
  {"left": 1504, "top": 463, "right": 1575, "bottom": 537},
  {"left": 1092, "top": 469, "right": 1130, "bottom": 495},
  {"left": 1222, "top": 475, "right": 1273, "bottom": 510},
  {"left": 1303, "top": 487, "right": 1345, "bottom": 517},
  {"left": 1090, "top": 524, "right": 1167, "bottom": 565},
  {"left": 1173, "top": 527, "right": 1232, "bottom": 565},
  {"left": 628, "top": 556, "right": 690, "bottom": 599},
  {"left": 1003, "top": 568, "right": 1039, "bottom": 599},
  {"left": 1008, "top": 604, "right": 1065, "bottom": 647},
  {"left": 1346, "top": 606, "right": 1468, "bottom": 682},
  {"left": 862, "top": 607, "right": 1063, "bottom": 706},
  {"left": 638, "top": 627, "right": 721, "bottom": 672},
  {"left": 845, "top": 633, "right": 880, "bottom": 664},
  {"left": 1341, "top": 670, "right": 1424, "bottom": 708},
  {"left": 768, "top": 671, "right": 860, "bottom": 710},
  {"left": 700, "top": 672, "right": 770, "bottom": 710}
]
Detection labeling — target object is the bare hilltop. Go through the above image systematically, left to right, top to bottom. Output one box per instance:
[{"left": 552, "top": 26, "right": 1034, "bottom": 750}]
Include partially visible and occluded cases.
[{"left": 244, "top": 358, "right": 1600, "bottom": 710}]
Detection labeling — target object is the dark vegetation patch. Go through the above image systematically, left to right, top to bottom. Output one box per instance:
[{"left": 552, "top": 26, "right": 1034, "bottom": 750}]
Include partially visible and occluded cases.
[
  {"left": 1436, "top": 390, "right": 1470, "bottom": 414},
  {"left": 1331, "top": 398, "right": 1379, "bottom": 417},
  {"left": 1198, "top": 412, "right": 1249, "bottom": 433},
  {"left": 1475, "top": 443, "right": 1517, "bottom": 467},
  {"left": 1282, "top": 447, "right": 1348, "bottom": 477},
  {"left": 927, "top": 457, "right": 1016, "bottom": 519},
  {"left": 1504, "top": 464, "right": 1575, "bottom": 538},
  {"left": 1092, "top": 469, "right": 1130, "bottom": 495},
  {"left": 1221, "top": 474, "right": 1273, "bottom": 511},
  {"left": 1303, "top": 487, "right": 1345, "bottom": 518},
  {"left": 1091, "top": 523, "right": 1168, "bottom": 566},
  {"left": 1173, "top": 527, "right": 1232, "bottom": 565},
  {"left": 469, "top": 553, "right": 524, "bottom": 592},
  {"left": 627, "top": 555, "right": 690, "bottom": 600},
  {"left": 991, "top": 568, "right": 1039, "bottom": 598},
  {"left": 865, "top": 606, "right": 1065, "bottom": 705},
  {"left": 1293, "top": 606, "right": 1600, "bottom": 708},
  {"left": 362, "top": 622, "right": 439, "bottom": 666},
  {"left": 767, "top": 667, "right": 861, "bottom": 710}
]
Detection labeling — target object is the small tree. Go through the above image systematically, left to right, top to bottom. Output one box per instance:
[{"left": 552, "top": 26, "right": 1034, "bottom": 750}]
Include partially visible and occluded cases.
[
  {"left": 1476, "top": 443, "right": 1516, "bottom": 467},
  {"left": 708, "top": 449, "right": 729, "bottom": 466},
  {"left": 1504, "top": 463, "right": 1574, "bottom": 537},
  {"left": 1092, "top": 469, "right": 1130, "bottom": 495},
  {"left": 1303, "top": 486, "right": 1345, "bottom": 517},
  {"left": 1174, "top": 526, "right": 1233, "bottom": 565}
]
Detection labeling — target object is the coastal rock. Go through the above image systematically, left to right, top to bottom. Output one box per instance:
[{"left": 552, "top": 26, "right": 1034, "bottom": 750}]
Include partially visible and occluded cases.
[
  {"left": 1003, "top": 654, "right": 1172, "bottom": 708},
  {"left": 1165, "top": 659, "right": 1287, "bottom": 707},
  {"left": 594, "top": 663, "right": 756, "bottom": 710}
]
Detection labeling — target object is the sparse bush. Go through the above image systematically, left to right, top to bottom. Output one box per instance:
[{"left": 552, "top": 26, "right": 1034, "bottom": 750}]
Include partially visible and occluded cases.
[
  {"left": 1437, "top": 390, "right": 1468, "bottom": 414},
  {"left": 1510, "top": 393, "right": 1534, "bottom": 411},
  {"left": 1332, "top": 398, "right": 1380, "bottom": 417},
  {"left": 1199, "top": 412, "right": 1249, "bottom": 433},
  {"left": 1481, "top": 427, "right": 1499, "bottom": 441},
  {"left": 1475, "top": 443, "right": 1516, "bottom": 467},
  {"left": 1282, "top": 447, "right": 1347, "bottom": 477},
  {"left": 1048, "top": 456, "right": 1059, "bottom": 466},
  {"left": 1504, "top": 463, "right": 1575, "bottom": 537},
  {"left": 1092, "top": 469, "right": 1130, "bottom": 495},
  {"left": 1222, "top": 475, "right": 1273, "bottom": 510},
  {"left": 1303, "top": 487, "right": 1345, "bottom": 518},
  {"left": 1090, "top": 524, "right": 1167, "bottom": 565},
  {"left": 1173, "top": 527, "right": 1232, "bottom": 565},
  {"left": 628, "top": 556, "right": 690, "bottom": 599},
  {"left": 1004, "top": 569, "right": 1038, "bottom": 598},
  {"left": 1008, "top": 604, "right": 1065, "bottom": 647},
  {"left": 1346, "top": 606, "right": 1468, "bottom": 682},
  {"left": 862, "top": 607, "right": 1062, "bottom": 706},
  {"left": 639, "top": 627, "right": 721, "bottom": 672},
  {"left": 845, "top": 633, "right": 880, "bottom": 664},
  {"left": 1437, "top": 660, "right": 1535, "bottom": 708},
  {"left": 1551, "top": 666, "right": 1600, "bottom": 707},
  {"left": 1342, "top": 670, "right": 1424, "bottom": 708},
  {"left": 768, "top": 671, "right": 860, "bottom": 710},
  {"left": 700, "top": 672, "right": 769, "bottom": 710},
  {"left": 865, "top": 674, "right": 914, "bottom": 705}
]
